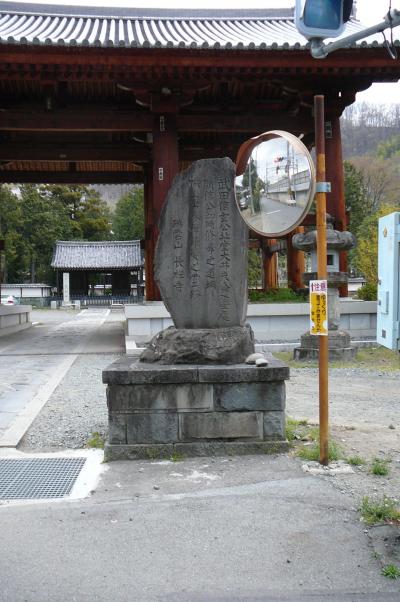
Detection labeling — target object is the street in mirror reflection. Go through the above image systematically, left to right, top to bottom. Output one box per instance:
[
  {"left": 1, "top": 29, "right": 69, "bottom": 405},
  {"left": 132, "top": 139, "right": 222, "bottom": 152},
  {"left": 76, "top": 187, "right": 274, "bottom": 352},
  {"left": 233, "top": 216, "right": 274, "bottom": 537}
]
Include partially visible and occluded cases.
[{"left": 235, "top": 131, "right": 316, "bottom": 237}]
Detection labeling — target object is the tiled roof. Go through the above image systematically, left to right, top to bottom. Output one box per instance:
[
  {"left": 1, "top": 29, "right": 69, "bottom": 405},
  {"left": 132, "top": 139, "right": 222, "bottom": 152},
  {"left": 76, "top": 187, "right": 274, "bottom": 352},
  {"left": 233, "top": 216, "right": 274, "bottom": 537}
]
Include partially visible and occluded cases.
[
  {"left": 0, "top": 1, "right": 375, "bottom": 50},
  {"left": 51, "top": 240, "right": 143, "bottom": 270}
]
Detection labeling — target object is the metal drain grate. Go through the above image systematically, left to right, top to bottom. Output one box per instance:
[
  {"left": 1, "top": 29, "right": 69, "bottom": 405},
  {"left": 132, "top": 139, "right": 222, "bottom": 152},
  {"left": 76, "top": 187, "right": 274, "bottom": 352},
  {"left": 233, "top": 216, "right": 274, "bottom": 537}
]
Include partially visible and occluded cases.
[{"left": 0, "top": 457, "right": 86, "bottom": 500}]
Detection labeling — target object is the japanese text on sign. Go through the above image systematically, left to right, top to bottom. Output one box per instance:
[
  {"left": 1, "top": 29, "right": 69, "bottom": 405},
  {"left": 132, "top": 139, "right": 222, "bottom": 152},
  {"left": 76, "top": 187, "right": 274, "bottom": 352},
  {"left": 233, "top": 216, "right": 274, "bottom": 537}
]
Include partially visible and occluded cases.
[{"left": 309, "top": 279, "right": 328, "bottom": 336}]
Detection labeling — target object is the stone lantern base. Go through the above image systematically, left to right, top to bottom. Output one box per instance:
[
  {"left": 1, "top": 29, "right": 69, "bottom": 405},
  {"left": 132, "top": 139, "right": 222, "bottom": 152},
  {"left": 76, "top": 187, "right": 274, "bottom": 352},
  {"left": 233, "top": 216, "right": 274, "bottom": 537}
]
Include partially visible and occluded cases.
[{"left": 294, "top": 330, "right": 357, "bottom": 361}]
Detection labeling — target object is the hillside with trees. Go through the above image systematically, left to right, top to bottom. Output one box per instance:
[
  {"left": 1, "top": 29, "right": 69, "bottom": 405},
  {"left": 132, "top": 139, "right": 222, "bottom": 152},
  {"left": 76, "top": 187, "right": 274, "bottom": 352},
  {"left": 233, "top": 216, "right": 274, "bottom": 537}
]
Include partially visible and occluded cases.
[
  {"left": 342, "top": 101, "right": 400, "bottom": 299},
  {"left": 341, "top": 102, "right": 400, "bottom": 158}
]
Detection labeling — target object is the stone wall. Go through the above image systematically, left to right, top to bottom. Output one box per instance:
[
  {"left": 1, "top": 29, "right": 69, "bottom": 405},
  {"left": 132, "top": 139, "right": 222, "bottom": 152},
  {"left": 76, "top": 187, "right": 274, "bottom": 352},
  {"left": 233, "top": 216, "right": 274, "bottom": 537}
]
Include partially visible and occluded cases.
[
  {"left": 125, "top": 300, "right": 378, "bottom": 343},
  {"left": 0, "top": 305, "right": 32, "bottom": 337},
  {"left": 103, "top": 357, "right": 290, "bottom": 460}
]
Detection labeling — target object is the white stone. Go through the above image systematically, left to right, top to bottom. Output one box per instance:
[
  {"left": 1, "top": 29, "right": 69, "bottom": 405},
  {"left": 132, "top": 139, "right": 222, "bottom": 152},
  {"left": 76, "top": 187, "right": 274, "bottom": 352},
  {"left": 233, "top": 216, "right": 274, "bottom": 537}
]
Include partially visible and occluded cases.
[
  {"left": 245, "top": 353, "right": 266, "bottom": 365},
  {"left": 301, "top": 461, "right": 355, "bottom": 476}
]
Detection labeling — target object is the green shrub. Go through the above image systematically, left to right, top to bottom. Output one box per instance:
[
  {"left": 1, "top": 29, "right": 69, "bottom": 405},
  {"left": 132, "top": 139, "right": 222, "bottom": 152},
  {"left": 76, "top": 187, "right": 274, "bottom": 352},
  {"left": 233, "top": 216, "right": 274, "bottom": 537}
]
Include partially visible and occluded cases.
[
  {"left": 356, "top": 282, "right": 377, "bottom": 301},
  {"left": 249, "top": 288, "right": 303, "bottom": 303},
  {"left": 285, "top": 417, "right": 311, "bottom": 442},
  {"left": 86, "top": 431, "right": 105, "bottom": 449},
  {"left": 297, "top": 439, "right": 343, "bottom": 462},
  {"left": 170, "top": 451, "right": 185, "bottom": 462},
  {"left": 346, "top": 455, "right": 366, "bottom": 466},
  {"left": 346, "top": 456, "right": 366, "bottom": 466},
  {"left": 370, "top": 457, "right": 390, "bottom": 476},
  {"left": 359, "top": 496, "right": 400, "bottom": 525},
  {"left": 382, "top": 564, "right": 400, "bottom": 579}
]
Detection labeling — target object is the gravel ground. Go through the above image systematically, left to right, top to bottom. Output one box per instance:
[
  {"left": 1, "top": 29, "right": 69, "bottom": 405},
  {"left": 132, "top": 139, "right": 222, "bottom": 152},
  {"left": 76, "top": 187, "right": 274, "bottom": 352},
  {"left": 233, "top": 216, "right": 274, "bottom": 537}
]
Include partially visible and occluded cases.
[
  {"left": 19, "top": 353, "right": 121, "bottom": 452},
  {"left": 20, "top": 358, "right": 400, "bottom": 514},
  {"left": 286, "top": 367, "right": 400, "bottom": 509},
  {"left": 287, "top": 367, "right": 400, "bottom": 427}
]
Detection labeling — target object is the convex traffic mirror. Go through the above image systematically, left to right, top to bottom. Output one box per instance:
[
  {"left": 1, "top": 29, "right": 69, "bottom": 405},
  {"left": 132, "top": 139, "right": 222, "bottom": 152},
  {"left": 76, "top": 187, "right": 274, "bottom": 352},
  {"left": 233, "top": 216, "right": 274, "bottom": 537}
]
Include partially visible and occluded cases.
[{"left": 235, "top": 130, "right": 316, "bottom": 237}]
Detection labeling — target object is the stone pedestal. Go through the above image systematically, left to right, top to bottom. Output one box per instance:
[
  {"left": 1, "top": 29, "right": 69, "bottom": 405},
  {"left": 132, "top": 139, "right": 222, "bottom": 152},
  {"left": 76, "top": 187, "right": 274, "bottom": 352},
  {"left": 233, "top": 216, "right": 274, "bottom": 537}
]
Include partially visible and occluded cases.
[
  {"left": 292, "top": 222, "right": 357, "bottom": 362},
  {"left": 293, "top": 271, "right": 357, "bottom": 361},
  {"left": 294, "top": 331, "right": 356, "bottom": 361},
  {"left": 103, "top": 357, "right": 290, "bottom": 460}
]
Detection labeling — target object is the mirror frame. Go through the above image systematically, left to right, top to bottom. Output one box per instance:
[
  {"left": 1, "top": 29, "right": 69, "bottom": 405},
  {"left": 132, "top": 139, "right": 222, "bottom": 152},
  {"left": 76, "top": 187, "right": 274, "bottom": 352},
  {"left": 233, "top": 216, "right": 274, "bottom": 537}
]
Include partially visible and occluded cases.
[{"left": 235, "top": 129, "right": 316, "bottom": 237}]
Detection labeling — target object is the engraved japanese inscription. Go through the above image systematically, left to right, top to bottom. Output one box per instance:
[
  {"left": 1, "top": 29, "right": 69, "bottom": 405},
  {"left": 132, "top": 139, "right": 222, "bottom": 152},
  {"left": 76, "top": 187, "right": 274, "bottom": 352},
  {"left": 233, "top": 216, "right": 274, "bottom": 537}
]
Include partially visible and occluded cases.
[{"left": 155, "top": 158, "right": 248, "bottom": 329}]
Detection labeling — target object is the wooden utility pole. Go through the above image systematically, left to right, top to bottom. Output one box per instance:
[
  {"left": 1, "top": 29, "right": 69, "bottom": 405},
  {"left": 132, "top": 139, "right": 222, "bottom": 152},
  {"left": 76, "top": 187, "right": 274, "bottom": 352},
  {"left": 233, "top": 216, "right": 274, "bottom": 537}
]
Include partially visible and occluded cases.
[{"left": 314, "top": 95, "right": 329, "bottom": 466}]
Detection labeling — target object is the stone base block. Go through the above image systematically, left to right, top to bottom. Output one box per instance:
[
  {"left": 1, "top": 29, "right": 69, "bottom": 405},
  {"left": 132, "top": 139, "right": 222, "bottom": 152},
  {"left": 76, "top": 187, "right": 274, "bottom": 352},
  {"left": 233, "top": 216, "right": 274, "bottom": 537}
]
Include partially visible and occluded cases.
[
  {"left": 294, "top": 330, "right": 357, "bottom": 362},
  {"left": 294, "top": 347, "right": 357, "bottom": 361},
  {"left": 103, "top": 357, "right": 289, "bottom": 460},
  {"left": 104, "top": 441, "right": 290, "bottom": 461}
]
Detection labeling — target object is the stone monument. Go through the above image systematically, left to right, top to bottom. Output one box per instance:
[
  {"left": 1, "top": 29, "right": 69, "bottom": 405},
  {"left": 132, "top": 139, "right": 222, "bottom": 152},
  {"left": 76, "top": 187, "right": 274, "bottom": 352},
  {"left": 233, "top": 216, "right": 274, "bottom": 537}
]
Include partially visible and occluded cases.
[
  {"left": 103, "top": 158, "right": 289, "bottom": 460},
  {"left": 142, "top": 158, "right": 254, "bottom": 363}
]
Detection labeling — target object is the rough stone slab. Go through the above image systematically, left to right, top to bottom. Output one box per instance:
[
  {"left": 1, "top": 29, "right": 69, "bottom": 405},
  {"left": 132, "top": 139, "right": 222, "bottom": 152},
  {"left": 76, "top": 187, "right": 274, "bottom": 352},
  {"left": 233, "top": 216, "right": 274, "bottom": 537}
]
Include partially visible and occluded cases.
[
  {"left": 155, "top": 157, "right": 249, "bottom": 329},
  {"left": 140, "top": 325, "right": 254, "bottom": 364},
  {"left": 103, "top": 357, "right": 199, "bottom": 385},
  {"left": 103, "top": 358, "right": 290, "bottom": 385},
  {"left": 198, "top": 362, "right": 289, "bottom": 383},
  {"left": 214, "top": 382, "right": 285, "bottom": 411},
  {"left": 107, "top": 383, "right": 213, "bottom": 412},
  {"left": 179, "top": 412, "right": 263, "bottom": 440},
  {"left": 263, "top": 412, "right": 285, "bottom": 439},
  {"left": 125, "top": 413, "right": 178, "bottom": 444},
  {"left": 104, "top": 440, "right": 290, "bottom": 461}
]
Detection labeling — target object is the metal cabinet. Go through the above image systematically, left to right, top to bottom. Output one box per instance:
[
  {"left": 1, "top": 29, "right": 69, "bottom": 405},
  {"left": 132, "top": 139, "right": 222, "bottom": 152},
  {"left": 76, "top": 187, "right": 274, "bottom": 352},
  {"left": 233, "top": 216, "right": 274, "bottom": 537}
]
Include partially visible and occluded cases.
[{"left": 377, "top": 212, "right": 400, "bottom": 351}]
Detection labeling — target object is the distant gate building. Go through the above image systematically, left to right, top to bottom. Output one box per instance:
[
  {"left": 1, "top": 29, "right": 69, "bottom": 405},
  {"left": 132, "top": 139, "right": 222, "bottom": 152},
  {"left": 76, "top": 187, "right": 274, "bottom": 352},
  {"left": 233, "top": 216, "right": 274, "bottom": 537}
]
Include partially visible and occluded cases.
[{"left": 51, "top": 240, "right": 144, "bottom": 298}]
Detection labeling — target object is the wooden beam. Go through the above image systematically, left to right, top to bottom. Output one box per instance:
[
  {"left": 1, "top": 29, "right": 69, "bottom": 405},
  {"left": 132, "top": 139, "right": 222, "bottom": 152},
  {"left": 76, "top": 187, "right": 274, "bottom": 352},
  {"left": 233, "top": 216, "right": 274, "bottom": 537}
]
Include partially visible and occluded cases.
[
  {"left": 2, "top": 46, "right": 400, "bottom": 73},
  {"left": 0, "top": 109, "right": 313, "bottom": 134},
  {"left": 0, "top": 110, "right": 154, "bottom": 132},
  {"left": 178, "top": 113, "right": 312, "bottom": 133},
  {"left": 0, "top": 142, "right": 237, "bottom": 162},
  {"left": 0, "top": 143, "right": 150, "bottom": 162},
  {"left": 0, "top": 171, "right": 144, "bottom": 184}
]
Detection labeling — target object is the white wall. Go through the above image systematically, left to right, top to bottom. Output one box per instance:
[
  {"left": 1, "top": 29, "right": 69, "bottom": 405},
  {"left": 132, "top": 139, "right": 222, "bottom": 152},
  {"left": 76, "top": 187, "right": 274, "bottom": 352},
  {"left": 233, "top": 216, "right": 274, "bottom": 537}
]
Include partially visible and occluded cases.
[{"left": 125, "top": 300, "right": 377, "bottom": 342}]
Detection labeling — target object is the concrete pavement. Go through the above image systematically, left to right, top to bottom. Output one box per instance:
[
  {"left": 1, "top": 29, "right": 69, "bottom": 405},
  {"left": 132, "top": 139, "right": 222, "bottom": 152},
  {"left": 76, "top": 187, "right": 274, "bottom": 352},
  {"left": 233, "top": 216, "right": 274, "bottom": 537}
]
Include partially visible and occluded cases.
[{"left": 0, "top": 454, "right": 398, "bottom": 601}]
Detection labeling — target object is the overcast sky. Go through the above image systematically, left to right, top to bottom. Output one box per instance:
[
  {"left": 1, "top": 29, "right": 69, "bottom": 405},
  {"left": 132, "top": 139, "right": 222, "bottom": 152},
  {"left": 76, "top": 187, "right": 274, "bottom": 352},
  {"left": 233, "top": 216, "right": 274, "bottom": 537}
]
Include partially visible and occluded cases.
[{"left": 6, "top": 0, "right": 400, "bottom": 104}]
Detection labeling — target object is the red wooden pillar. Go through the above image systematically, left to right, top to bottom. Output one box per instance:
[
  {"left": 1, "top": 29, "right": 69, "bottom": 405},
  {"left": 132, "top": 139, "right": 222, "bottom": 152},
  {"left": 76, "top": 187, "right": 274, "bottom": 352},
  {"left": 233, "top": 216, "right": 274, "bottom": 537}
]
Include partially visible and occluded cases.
[
  {"left": 145, "top": 98, "right": 179, "bottom": 301},
  {"left": 325, "top": 114, "right": 348, "bottom": 297},
  {"left": 143, "top": 166, "right": 156, "bottom": 301},
  {"left": 287, "top": 227, "right": 305, "bottom": 290},
  {"left": 262, "top": 240, "right": 278, "bottom": 290}
]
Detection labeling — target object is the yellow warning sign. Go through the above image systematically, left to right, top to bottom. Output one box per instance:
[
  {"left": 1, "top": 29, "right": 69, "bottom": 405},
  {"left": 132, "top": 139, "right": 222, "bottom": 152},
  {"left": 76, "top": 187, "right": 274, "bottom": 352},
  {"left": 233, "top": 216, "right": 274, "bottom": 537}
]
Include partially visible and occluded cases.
[{"left": 309, "top": 280, "right": 328, "bottom": 336}]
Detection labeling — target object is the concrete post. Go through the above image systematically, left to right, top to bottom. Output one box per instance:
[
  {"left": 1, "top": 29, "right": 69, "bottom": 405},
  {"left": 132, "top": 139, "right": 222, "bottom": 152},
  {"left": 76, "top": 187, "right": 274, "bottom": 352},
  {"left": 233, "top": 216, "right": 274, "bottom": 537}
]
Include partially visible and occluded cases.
[{"left": 63, "top": 272, "right": 70, "bottom": 304}]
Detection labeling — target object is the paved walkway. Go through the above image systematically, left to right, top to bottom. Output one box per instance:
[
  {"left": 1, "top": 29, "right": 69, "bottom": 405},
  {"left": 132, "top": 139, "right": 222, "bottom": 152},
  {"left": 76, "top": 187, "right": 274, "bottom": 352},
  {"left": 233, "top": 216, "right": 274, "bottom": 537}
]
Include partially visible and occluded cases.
[
  {"left": 0, "top": 308, "right": 124, "bottom": 446},
  {"left": 0, "top": 454, "right": 399, "bottom": 601}
]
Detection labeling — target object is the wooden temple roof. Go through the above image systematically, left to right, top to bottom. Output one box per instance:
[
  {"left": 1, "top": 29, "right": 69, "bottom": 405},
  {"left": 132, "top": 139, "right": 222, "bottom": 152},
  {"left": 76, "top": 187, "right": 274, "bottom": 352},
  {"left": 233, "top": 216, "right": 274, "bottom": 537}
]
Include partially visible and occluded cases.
[
  {"left": 0, "top": 2, "right": 371, "bottom": 50},
  {"left": 1, "top": 2, "right": 400, "bottom": 184},
  {"left": 51, "top": 240, "right": 143, "bottom": 270}
]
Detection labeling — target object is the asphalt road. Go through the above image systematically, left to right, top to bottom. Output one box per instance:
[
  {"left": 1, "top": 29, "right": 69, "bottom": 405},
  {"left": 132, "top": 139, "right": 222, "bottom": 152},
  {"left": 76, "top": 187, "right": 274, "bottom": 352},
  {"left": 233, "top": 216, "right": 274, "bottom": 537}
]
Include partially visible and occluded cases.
[
  {"left": 244, "top": 196, "right": 303, "bottom": 234},
  {"left": 0, "top": 455, "right": 399, "bottom": 602}
]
